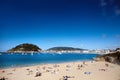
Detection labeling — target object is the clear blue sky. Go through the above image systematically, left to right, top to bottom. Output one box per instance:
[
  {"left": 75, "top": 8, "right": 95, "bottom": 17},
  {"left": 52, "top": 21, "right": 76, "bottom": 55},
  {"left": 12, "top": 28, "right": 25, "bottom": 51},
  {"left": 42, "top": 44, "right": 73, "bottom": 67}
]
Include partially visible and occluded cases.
[{"left": 0, "top": 0, "right": 120, "bottom": 51}]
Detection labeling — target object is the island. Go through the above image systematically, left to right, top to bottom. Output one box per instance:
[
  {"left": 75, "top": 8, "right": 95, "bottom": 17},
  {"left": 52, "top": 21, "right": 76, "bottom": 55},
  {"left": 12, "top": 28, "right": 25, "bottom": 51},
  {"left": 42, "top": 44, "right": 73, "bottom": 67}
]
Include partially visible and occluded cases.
[{"left": 7, "top": 43, "right": 42, "bottom": 53}]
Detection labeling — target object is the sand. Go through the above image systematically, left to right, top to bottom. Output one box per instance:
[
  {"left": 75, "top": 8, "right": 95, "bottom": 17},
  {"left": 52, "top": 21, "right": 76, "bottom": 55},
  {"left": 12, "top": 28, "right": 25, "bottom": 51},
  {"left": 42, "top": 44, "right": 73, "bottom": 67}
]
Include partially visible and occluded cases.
[{"left": 0, "top": 61, "right": 120, "bottom": 80}]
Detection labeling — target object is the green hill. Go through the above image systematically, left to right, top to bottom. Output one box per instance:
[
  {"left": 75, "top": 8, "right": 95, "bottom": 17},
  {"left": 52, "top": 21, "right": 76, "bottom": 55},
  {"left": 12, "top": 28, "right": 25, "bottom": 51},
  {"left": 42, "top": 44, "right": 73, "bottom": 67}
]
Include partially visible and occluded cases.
[
  {"left": 8, "top": 43, "right": 41, "bottom": 52},
  {"left": 47, "top": 47, "right": 86, "bottom": 51}
]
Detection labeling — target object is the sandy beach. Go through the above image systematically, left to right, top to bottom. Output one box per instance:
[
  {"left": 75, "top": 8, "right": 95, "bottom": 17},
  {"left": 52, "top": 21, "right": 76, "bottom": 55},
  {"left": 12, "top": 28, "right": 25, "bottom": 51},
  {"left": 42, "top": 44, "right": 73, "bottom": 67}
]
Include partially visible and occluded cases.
[{"left": 0, "top": 61, "right": 120, "bottom": 80}]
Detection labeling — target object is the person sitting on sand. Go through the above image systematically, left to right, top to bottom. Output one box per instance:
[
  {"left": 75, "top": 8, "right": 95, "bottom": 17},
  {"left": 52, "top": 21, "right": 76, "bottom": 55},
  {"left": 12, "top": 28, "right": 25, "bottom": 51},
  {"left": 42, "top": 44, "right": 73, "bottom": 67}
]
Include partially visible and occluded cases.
[
  {"left": 83, "top": 61, "right": 87, "bottom": 66},
  {"left": 80, "top": 64, "right": 83, "bottom": 67},
  {"left": 35, "top": 69, "right": 41, "bottom": 77},
  {"left": 99, "top": 69, "right": 107, "bottom": 71},
  {"left": 63, "top": 76, "right": 68, "bottom": 80}
]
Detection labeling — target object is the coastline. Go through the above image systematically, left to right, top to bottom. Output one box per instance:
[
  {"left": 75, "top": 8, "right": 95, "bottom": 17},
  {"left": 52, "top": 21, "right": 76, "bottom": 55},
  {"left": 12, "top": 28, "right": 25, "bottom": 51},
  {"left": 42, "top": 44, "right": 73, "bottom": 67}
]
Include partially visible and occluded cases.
[{"left": 0, "top": 61, "right": 120, "bottom": 80}]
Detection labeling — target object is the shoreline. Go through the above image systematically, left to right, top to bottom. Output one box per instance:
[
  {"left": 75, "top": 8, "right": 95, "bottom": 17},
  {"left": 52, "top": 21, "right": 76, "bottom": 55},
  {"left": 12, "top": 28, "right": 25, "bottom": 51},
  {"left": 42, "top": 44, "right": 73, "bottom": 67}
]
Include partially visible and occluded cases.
[
  {"left": 0, "top": 60, "right": 93, "bottom": 69},
  {"left": 0, "top": 61, "right": 120, "bottom": 80}
]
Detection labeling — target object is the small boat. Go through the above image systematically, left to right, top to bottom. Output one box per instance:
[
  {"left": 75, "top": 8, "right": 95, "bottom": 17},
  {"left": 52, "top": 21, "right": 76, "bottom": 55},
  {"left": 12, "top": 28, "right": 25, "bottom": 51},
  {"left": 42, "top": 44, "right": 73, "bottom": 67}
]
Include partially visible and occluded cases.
[
  {"left": 22, "top": 52, "right": 25, "bottom": 55},
  {"left": 31, "top": 52, "right": 34, "bottom": 55},
  {"left": 57, "top": 52, "right": 62, "bottom": 54},
  {"left": 11, "top": 53, "right": 14, "bottom": 55}
]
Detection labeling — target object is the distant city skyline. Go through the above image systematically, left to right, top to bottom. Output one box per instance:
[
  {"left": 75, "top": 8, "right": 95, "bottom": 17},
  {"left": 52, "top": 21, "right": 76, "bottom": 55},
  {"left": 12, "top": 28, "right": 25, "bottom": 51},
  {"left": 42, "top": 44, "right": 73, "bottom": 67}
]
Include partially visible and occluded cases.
[{"left": 0, "top": 0, "right": 120, "bottom": 51}]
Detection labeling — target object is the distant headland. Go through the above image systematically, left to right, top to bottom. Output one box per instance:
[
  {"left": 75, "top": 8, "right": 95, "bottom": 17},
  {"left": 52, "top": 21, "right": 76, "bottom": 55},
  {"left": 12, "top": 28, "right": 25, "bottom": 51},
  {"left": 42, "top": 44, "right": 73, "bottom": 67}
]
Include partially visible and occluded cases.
[
  {"left": 7, "top": 43, "right": 120, "bottom": 54},
  {"left": 7, "top": 43, "right": 87, "bottom": 53},
  {"left": 47, "top": 47, "right": 87, "bottom": 51}
]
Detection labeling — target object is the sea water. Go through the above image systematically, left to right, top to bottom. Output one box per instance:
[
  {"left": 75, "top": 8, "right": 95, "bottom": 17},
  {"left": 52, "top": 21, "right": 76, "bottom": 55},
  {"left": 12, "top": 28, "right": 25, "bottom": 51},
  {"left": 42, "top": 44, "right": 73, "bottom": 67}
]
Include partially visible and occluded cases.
[{"left": 0, "top": 52, "right": 98, "bottom": 68}]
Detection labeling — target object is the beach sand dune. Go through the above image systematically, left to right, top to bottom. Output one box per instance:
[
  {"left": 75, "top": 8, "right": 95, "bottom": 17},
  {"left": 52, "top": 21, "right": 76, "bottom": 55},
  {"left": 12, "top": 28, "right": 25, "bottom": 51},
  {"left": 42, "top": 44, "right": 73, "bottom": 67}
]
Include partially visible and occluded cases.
[{"left": 0, "top": 61, "right": 120, "bottom": 80}]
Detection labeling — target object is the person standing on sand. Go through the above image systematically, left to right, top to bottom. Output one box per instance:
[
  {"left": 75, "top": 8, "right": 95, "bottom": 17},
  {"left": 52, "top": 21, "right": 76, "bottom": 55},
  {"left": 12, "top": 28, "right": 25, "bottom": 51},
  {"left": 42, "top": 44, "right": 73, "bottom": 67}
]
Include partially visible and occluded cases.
[
  {"left": 105, "top": 63, "right": 109, "bottom": 67},
  {"left": 77, "top": 64, "right": 81, "bottom": 69},
  {"left": 35, "top": 69, "right": 41, "bottom": 77}
]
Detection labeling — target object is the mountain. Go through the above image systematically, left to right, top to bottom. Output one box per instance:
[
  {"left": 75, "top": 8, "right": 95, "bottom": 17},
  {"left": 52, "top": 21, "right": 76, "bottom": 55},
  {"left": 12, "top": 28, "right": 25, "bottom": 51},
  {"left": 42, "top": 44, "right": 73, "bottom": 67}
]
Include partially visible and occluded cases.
[
  {"left": 7, "top": 43, "right": 42, "bottom": 52},
  {"left": 47, "top": 47, "right": 86, "bottom": 51}
]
